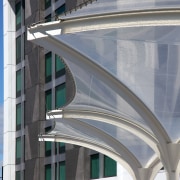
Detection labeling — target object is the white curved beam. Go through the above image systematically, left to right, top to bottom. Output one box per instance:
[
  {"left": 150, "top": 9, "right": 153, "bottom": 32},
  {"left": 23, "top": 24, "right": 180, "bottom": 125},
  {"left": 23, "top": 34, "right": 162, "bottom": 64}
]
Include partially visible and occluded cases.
[
  {"left": 28, "top": 9, "right": 180, "bottom": 34},
  {"left": 47, "top": 109, "right": 159, "bottom": 155},
  {"left": 41, "top": 117, "right": 146, "bottom": 179},
  {"left": 40, "top": 134, "right": 137, "bottom": 179}
]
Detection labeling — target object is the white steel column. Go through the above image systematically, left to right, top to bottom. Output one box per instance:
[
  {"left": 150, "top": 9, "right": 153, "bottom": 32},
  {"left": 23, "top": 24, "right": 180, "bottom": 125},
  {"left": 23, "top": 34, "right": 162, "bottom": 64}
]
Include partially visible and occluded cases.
[{"left": 3, "top": 0, "right": 16, "bottom": 179}]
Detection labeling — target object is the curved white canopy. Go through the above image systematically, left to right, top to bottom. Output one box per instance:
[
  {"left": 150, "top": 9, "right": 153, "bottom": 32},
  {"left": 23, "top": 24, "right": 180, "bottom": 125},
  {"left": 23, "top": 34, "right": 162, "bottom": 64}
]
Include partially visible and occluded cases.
[{"left": 28, "top": 0, "right": 180, "bottom": 179}]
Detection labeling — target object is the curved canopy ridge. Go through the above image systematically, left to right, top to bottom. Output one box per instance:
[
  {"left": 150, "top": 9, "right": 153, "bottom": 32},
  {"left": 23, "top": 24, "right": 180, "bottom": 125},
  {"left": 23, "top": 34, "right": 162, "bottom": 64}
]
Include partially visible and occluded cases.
[
  {"left": 61, "top": 0, "right": 180, "bottom": 20},
  {"left": 27, "top": 1, "right": 180, "bottom": 179},
  {"left": 42, "top": 116, "right": 159, "bottom": 179}
]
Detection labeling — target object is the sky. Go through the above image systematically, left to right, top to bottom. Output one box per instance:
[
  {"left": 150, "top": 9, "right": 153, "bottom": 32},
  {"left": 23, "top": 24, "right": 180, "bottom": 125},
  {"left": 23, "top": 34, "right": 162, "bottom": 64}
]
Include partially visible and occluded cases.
[{"left": 0, "top": 0, "right": 3, "bottom": 175}]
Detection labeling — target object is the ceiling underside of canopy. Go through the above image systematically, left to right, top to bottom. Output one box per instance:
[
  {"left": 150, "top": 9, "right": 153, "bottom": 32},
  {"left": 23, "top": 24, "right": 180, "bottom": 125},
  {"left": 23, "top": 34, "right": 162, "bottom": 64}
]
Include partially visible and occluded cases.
[{"left": 28, "top": 0, "right": 180, "bottom": 178}]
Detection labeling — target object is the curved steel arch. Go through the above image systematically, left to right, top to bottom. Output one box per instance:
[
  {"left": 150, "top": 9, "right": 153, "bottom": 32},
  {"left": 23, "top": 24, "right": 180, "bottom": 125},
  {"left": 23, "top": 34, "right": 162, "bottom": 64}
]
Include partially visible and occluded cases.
[
  {"left": 28, "top": 9, "right": 180, "bottom": 34},
  {"left": 47, "top": 109, "right": 159, "bottom": 155},
  {"left": 41, "top": 117, "right": 147, "bottom": 179}
]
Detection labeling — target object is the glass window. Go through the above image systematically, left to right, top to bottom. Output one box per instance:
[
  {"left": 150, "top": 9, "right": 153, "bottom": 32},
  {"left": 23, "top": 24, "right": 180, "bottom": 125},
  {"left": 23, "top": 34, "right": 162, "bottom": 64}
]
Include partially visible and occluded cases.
[
  {"left": 45, "top": 0, "right": 51, "bottom": 9},
  {"left": 16, "top": 2, "right": 21, "bottom": 30},
  {"left": 55, "top": 4, "right": 65, "bottom": 16},
  {"left": 45, "top": 14, "right": 51, "bottom": 22},
  {"left": 16, "top": 36, "right": 21, "bottom": 64},
  {"left": 45, "top": 52, "right": 52, "bottom": 83},
  {"left": 55, "top": 55, "right": 65, "bottom": 78},
  {"left": 16, "top": 70, "right": 21, "bottom": 97},
  {"left": 55, "top": 83, "right": 66, "bottom": 109},
  {"left": 45, "top": 90, "right": 52, "bottom": 111},
  {"left": 16, "top": 103, "right": 21, "bottom": 130},
  {"left": 45, "top": 127, "right": 52, "bottom": 156},
  {"left": 16, "top": 137, "right": 21, "bottom": 164},
  {"left": 56, "top": 142, "right": 65, "bottom": 154},
  {"left": 59, "top": 142, "right": 65, "bottom": 154},
  {"left": 90, "top": 154, "right": 99, "bottom": 179},
  {"left": 104, "top": 155, "right": 117, "bottom": 177},
  {"left": 59, "top": 161, "right": 65, "bottom": 180},
  {"left": 55, "top": 163, "right": 58, "bottom": 180},
  {"left": 45, "top": 164, "right": 51, "bottom": 180},
  {"left": 16, "top": 171, "right": 21, "bottom": 180}
]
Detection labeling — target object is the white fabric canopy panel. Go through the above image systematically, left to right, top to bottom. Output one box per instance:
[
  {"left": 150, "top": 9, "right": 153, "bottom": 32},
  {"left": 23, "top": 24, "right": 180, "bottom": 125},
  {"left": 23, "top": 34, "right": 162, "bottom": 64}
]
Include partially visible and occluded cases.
[{"left": 27, "top": 0, "right": 180, "bottom": 179}]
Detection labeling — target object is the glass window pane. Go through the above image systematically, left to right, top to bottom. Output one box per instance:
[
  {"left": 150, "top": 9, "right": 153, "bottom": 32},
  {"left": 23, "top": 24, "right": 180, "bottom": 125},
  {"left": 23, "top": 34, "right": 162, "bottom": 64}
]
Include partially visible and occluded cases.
[
  {"left": 45, "top": 0, "right": 51, "bottom": 9},
  {"left": 16, "top": 2, "right": 21, "bottom": 29},
  {"left": 55, "top": 4, "right": 65, "bottom": 16},
  {"left": 45, "top": 14, "right": 51, "bottom": 22},
  {"left": 16, "top": 36, "right": 21, "bottom": 64},
  {"left": 45, "top": 52, "right": 52, "bottom": 82},
  {"left": 55, "top": 55, "right": 65, "bottom": 78},
  {"left": 16, "top": 70, "right": 21, "bottom": 97},
  {"left": 55, "top": 84, "right": 66, "bottom": 108},
  {"left": 45, "top": 90, "right": 52, "bottom": 111},
  {"left": 16, "top": 103, "right": 21, "bottom": 130},
  {"left": 45, "top": 127, "right": 52, "bottom": 156},
  {"left": 16, "top": 137, "right": 21, "bottom": 164},
  {"left": 45, "top": 142, "right": 51, "bottom": 156},
  {"left": 59, "top": 142, "right": 65, "bottom": 154},
  {"left": 90, "top": 154, "right": 99, "bottom": 179},
  {"left": 104, "top": 155, "right": 117, "bottom": 177},
  {"left": 59, "top": 161, "right": 65, "bottom": 180},
  {"left": 55, "top": 163, "right": 58, "bottom": 180},
  {"left": 45, "top": 164, "right": 51, "bottom": 180},
  {"left": 16, "top": 171, "right": 21, "bottom": 180}
]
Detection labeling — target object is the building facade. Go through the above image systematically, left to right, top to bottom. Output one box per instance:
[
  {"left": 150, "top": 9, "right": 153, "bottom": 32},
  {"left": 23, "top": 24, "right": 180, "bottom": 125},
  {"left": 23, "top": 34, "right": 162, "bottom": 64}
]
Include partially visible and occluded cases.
[{"left": 3, "top": 0, "right": 121, "bottom": 180}]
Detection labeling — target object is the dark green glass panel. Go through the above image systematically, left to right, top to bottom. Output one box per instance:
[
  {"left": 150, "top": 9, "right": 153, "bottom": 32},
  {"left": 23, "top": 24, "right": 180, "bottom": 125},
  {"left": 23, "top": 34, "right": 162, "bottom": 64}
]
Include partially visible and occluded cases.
[
  {"left": 45, "top": 0, "right": 51, "bottom": 9},
  {"left": 16, "top": 2, "right": 21, "bottom": 29},
  {"left": 55, "top": 4, "right": 65, "bottom": 16},
  {"left": 45, "top": 14, "right": 51, "bottom": 22},
  {"left": 16, "top": 36, "right": 21, "bottom": 64},
  {"left": 45, "top": 52, "right": 52, "bottom": 83},
  {"left": 55, "top": 55, "right": 65, "bottom": 78},
  {"left": 16, "top": 70, "right": 21, "bottom": 97},
  {"left": 55, "top": 84, "right": 66, "bottom": 108},
  {"left": 45, "top": 90, "right": 52, "bottom": 111},
  {"left": 16, "top": 103, "right": 21, "bottom": 130},
  {"left": 45, "top": 127, "right": 52, "bottom": 156},
  {"left": 16, "top": 137, "right": 21, "bottom": 164},
  {"left": 45, "top": 142, "right": 51, "bottom": 156},
  {"left": 59, "top": 142, "right": 65, "bottom": 154},
  {"left": 90, "top": 154, "right": 99, "bottom": 179},
  {"left": 104, "top": 156, "right": 117, "bottom": 177},
  {"left": 59, "top": 161, "right": 65, "bottom": 180},
  {"left": 55, "top": 163, "right": 58, "bottom": 180},
  {"left": 45, "top": 164, "right": 51, "bottom": 180},
  {"left": 16, "top": 171, "right": 21, "bottom": 180}
]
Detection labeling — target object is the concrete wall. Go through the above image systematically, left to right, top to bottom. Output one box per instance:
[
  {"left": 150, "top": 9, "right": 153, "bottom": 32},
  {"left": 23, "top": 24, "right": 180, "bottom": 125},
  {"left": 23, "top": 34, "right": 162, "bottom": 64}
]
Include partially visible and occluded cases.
[{"left": 24, "top": 0, "right": 45, "bottom": 179}]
